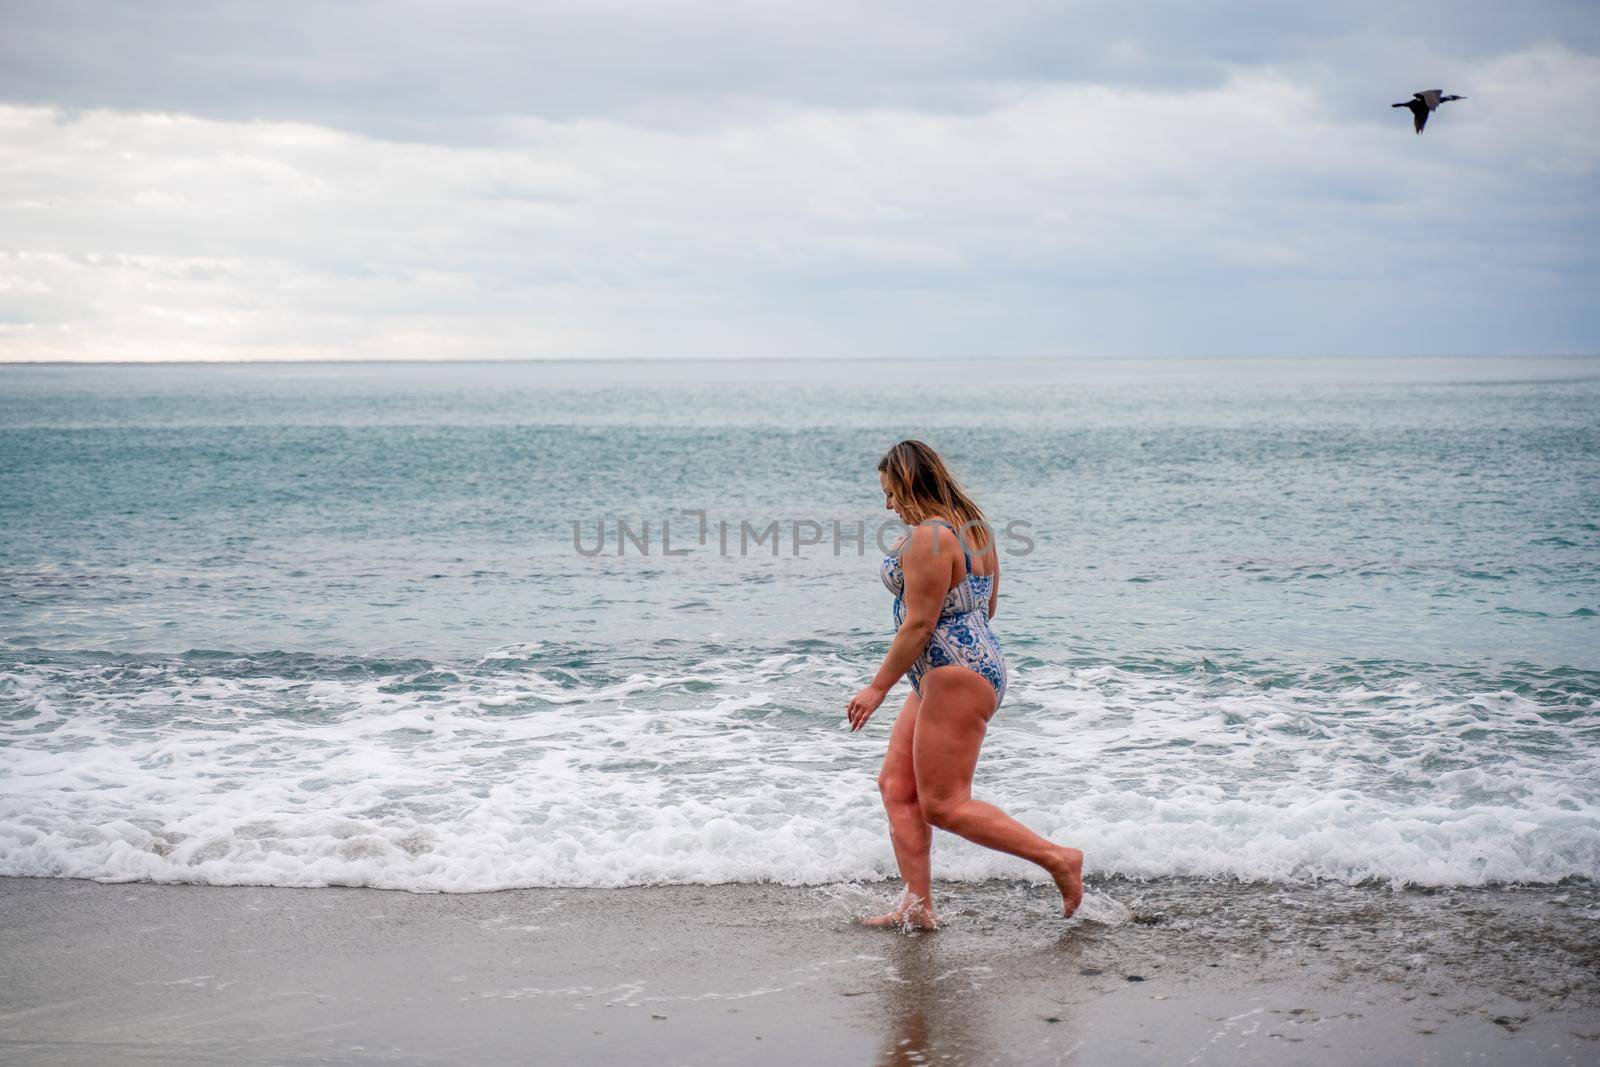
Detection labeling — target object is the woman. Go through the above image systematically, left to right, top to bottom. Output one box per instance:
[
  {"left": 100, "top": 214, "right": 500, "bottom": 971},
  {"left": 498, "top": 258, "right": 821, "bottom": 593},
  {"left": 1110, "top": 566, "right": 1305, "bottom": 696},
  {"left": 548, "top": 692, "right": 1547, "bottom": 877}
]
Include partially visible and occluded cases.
[{"left": 847, "top": 440, "right": 1084, "bottom": 928}]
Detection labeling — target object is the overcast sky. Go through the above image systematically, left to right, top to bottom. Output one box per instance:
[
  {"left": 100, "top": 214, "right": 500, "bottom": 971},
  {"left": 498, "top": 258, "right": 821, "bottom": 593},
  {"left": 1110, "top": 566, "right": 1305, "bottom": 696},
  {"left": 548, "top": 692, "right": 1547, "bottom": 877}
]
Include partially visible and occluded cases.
[{"left": 1, "top": 1, "right": 1596, "bottom": 361}]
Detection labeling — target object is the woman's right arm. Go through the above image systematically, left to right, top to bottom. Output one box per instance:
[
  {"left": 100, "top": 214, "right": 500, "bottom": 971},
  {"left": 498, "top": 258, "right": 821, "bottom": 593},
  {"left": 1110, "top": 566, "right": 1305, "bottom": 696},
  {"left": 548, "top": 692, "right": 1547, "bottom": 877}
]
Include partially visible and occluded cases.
[{"left": 988, "top": 536, "right": 1000, "bottom": 620}]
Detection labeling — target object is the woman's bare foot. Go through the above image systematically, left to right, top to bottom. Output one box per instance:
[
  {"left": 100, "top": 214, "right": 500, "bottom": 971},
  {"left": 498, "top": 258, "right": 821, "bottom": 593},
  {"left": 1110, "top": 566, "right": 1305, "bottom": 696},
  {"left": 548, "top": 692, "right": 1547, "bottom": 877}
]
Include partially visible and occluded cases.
[
  {"left": 1050, "top": 847, "right": 1085, "bottom": 918},
  {"left": 859, "top": 892, "right": 938, "bottom": 930}
]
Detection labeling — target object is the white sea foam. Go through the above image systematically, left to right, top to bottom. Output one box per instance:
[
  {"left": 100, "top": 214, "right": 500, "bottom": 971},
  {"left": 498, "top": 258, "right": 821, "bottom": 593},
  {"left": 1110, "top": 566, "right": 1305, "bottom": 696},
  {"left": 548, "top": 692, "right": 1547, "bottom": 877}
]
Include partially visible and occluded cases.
[{"left": 1, "top": 651, "right": 1597, "bottom": 892}]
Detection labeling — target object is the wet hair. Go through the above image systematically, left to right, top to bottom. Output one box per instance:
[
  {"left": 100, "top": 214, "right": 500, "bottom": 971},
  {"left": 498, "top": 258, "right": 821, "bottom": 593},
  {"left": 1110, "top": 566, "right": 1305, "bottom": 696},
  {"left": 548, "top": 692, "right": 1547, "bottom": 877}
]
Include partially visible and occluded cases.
[{"left": 876, "top": 439, "right": 992, "bottom": 553}]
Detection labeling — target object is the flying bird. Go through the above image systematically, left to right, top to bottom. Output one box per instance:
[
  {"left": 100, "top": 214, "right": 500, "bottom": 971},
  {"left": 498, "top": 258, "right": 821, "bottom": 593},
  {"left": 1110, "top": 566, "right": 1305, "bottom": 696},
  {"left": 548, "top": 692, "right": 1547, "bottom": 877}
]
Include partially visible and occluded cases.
[{"left": 1392, "top": 89, "right": 1466, "bottom": 134}]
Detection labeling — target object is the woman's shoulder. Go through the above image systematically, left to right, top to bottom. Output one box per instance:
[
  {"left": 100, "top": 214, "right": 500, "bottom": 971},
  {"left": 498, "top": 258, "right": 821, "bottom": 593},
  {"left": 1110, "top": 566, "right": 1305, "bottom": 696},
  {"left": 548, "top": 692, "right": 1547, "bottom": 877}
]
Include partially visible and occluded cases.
[{"left": 900, "top": 520, "right": 963, "bottom": 559}]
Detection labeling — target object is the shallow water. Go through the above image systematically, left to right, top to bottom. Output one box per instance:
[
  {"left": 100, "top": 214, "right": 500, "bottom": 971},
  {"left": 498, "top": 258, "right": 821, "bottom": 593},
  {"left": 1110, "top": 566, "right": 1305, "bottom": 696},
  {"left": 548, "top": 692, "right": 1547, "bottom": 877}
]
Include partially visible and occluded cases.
[{"left": 2, "top": 357, "right": 1597, "bottom": 890}]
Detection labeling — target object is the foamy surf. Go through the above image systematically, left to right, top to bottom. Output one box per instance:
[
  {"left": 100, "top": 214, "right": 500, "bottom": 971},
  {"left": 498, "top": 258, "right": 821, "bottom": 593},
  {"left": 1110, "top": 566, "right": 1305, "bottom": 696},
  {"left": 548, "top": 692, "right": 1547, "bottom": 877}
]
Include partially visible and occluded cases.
[
  {"left": 2, "top": 646, "right": 1595, "bottom": 893},
  {"left": 1071, "top": 891, "right": 1134, "bottom": 926}
]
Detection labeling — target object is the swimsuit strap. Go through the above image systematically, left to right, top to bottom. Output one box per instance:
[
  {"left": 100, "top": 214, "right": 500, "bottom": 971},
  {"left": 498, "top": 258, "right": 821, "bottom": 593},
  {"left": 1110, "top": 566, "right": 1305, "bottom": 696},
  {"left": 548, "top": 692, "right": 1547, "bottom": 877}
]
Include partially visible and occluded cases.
[{"left": 924, "top": 519, "right": 973, "bottom": 575}]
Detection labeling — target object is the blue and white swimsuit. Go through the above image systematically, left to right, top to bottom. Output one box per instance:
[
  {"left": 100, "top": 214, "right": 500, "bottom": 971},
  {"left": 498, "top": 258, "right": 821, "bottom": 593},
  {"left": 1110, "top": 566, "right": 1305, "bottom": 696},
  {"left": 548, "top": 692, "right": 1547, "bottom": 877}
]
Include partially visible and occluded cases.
[{"left": 880, "top": 520, "right": 1008, "bottom": 708}]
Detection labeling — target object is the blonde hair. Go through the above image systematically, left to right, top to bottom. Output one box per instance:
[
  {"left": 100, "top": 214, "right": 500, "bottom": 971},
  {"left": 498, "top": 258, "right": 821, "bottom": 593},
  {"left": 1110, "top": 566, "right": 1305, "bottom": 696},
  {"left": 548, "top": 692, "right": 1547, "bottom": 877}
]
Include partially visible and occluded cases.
[{"left": 876, "top": 439, "right": 993, "bottom": 553}]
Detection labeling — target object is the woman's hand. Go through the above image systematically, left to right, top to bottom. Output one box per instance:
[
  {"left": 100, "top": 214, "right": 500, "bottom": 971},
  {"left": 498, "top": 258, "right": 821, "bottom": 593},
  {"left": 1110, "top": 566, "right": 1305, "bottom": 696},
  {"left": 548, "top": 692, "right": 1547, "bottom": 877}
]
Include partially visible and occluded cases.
[{"left": 846, "top": 684, "right": 887, "bottom": 731}]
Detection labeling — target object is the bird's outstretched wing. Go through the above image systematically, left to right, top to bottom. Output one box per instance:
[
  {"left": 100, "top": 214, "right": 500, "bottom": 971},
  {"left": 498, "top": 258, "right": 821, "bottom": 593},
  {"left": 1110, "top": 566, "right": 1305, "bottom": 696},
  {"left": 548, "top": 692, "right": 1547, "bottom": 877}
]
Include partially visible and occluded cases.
[
  {"left": 1417, "top": 89, "right": 1443, "bottom": 109},
  {"left": 1413, "top": 104, "right": 1428, "bottom": 133}
]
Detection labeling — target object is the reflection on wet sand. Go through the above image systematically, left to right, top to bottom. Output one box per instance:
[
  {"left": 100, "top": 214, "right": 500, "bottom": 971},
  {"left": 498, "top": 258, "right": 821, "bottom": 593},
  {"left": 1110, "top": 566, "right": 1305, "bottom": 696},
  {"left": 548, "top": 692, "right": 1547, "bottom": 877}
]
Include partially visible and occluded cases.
[
  {"left": 872, "top": 930, "right": 1090, "bottom": 1066},
  {"left": 875, "top": 935, "right": 976, "bottom": 1066}
]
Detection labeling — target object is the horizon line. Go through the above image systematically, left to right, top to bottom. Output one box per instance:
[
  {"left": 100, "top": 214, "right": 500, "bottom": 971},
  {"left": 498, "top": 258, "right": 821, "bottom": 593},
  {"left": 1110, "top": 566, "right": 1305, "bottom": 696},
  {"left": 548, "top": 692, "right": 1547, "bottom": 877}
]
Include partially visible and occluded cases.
[{"left": 3, "top": 353, "right": 1598, "bottom": 367}]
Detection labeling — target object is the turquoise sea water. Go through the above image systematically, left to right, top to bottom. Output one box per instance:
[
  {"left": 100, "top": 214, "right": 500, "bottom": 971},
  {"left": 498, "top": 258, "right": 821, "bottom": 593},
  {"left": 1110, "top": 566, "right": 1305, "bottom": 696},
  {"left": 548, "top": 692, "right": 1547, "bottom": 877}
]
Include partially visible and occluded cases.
[{"left": 1, "top": 357, "right": 1597, "bottom": 890}]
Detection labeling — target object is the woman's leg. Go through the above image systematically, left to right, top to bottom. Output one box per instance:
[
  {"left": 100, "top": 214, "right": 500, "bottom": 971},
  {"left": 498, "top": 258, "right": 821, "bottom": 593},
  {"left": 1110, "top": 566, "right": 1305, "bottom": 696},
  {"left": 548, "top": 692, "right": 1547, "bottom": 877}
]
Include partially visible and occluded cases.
[
  {"left": 913, "top": 666, "right": 1084, "bottom": 917},
  {"left": 864, "top": 691, "right": 938, "bottom": 927}
]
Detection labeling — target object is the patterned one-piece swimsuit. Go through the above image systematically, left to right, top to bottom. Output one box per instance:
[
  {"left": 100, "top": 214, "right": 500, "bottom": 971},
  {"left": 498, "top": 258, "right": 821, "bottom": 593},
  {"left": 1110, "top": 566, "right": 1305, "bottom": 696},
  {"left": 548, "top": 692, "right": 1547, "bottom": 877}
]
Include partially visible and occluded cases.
[{"left": 880, "top": 520, "right": 1008, "bottom": 708}]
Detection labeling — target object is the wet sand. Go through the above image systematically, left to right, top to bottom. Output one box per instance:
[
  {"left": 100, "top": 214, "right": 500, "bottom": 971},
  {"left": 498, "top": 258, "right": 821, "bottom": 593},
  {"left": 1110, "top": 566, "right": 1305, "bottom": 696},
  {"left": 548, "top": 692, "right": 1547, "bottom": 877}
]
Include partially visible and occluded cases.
[{"left": 1, "top": 875, "right": 1596, "bottom": 1065}]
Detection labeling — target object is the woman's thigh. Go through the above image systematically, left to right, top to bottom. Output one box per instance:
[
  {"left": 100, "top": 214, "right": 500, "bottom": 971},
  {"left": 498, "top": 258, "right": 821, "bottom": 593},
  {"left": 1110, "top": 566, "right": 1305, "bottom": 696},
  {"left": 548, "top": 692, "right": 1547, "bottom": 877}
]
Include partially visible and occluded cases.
[
  {"left": 911, "top": 666, "right": 994, "bottom": 804},
  {"left": 878, "top": 690, "right": 922, "bottom": 802}
]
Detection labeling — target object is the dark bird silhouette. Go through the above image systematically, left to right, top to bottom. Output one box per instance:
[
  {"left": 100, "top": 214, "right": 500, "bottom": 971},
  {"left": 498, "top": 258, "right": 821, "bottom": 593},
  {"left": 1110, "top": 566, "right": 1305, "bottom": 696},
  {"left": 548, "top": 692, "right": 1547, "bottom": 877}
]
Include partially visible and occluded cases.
[{"left": 1393, "top": 89, "right": 1466, "bottom": 134}]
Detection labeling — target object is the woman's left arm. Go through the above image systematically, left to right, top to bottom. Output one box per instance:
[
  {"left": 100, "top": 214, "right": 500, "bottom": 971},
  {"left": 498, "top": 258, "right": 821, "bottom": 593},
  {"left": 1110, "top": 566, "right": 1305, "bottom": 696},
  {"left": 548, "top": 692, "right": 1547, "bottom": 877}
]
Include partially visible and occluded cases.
[{"left": 846, "top": 524, "right": 952, "bottom": 731}]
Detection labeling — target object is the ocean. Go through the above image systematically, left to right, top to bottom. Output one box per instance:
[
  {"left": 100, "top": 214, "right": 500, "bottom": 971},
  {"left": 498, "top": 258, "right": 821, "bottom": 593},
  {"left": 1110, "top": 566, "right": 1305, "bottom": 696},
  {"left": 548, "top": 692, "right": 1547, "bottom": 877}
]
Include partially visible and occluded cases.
[{"left": 1, "top": 357, "right": 1597, "bottom": 894}]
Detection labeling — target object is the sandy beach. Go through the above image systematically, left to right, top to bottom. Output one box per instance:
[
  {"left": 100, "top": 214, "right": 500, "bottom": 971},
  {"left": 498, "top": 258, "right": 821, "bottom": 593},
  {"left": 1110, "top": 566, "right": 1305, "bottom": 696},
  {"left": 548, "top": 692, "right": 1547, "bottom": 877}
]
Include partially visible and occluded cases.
[{"left": 2, "top": 875, "right": 1595, "bottom": 1065}]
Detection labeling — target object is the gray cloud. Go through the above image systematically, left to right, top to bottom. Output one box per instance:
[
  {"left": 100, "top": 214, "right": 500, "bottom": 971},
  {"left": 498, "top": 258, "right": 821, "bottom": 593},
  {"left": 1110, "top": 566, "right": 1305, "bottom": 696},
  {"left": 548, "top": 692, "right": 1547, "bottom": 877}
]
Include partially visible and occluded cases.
[
  {"left": 2, "top": 1, "right": 1596, "bottom": 137},
  {"left": 0, "top": 2, "right": 1595, "bottom": 361}
]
